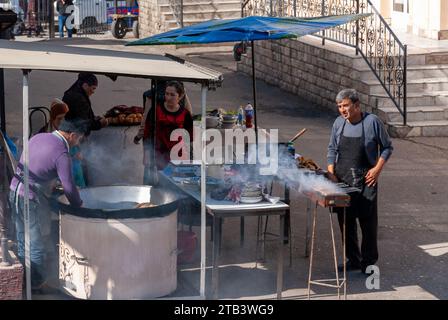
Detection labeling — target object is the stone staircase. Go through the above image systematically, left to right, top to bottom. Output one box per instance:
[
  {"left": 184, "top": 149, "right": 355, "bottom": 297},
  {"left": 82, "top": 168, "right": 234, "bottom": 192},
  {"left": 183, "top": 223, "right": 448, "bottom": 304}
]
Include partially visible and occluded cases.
[
  {"left": 159, "top": 0, "right": 241, "bottom": 31},
  {"left": 359, "top": 53, "right": 448, "bottom": 137}
]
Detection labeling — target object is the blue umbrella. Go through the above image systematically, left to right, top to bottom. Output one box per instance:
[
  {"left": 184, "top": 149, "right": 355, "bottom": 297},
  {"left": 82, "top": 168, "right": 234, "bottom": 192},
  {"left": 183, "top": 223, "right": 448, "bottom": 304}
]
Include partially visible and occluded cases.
[
  {"left": 126, "top": 13, "right": 371, "bottom": 132},
  {"left": 126, "top": 14, "right": 371, "bottom": 45}
]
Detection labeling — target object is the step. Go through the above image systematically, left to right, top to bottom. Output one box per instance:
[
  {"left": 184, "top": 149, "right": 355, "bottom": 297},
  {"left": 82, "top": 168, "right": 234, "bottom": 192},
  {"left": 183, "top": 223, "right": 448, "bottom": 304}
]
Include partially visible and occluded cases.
[
  {"left": 160, "top": 0, "right": 241, "bottom": 4},
  {"left": 159, "top": 1, "right": 241, "bottom": 13},
  {"left": 162, "top": 9, "right": 240, "bottom": 21},
  {"left": 166, "top": 18, "right": 205, "bottom": 29},
  {"left": 425, "top": 52, "right": 448, "bottom": 65},
  {"left": 355, "top": 53, "right": 427, "bottom": 68},
  {"left": 360, "top": 65, "right": 448, "bottom": 81},
  {"left": 406, "top": 65, "right": 448, "bottom": 79},
  {"left": 365, "top": 77, "right": 448, "bottom": 95},
  {"left": 370, "top": 91, "right": 448, "bottom": 108},
  {"left": 377, "top": 106, "right": 448, "bottom": 123},
  {"left": 387, "top": 120, "right": 448, "bottom": 138}
]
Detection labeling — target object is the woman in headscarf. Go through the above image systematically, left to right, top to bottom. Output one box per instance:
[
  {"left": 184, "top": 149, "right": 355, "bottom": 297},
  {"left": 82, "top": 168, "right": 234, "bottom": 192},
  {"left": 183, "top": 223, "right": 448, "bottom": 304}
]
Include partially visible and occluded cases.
[
  {"left": 39, "top": 99, "right": 86, "bottom": 188},
  {"left": 39, "top": 99, "right": 69, "bottom": 133}
]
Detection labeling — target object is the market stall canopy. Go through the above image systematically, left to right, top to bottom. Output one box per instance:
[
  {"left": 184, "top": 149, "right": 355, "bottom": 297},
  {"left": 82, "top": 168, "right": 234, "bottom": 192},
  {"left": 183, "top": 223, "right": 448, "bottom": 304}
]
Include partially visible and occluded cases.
[
  {"left": 126, "top": 14, "right": 372, "bottom": 46},
  {"left": 0, "top": 40, "right": 223, "bottom": 86}
]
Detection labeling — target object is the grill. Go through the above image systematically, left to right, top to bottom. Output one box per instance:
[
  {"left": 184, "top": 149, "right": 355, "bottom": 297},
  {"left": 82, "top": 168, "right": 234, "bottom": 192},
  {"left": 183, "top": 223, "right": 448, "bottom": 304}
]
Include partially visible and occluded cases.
[{"left": 304, "top": 182, "right": 360, "bottom": 208}]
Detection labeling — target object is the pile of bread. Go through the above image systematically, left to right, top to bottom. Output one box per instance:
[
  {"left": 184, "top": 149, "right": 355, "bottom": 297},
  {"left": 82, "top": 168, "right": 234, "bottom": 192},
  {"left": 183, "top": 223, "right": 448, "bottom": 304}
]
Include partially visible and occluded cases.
[
  {"left": 105, "top": 105, "right": 144, "bottom": 126},
  {"left": 109, "top": 113, "right": 143, "bottom": 125}
]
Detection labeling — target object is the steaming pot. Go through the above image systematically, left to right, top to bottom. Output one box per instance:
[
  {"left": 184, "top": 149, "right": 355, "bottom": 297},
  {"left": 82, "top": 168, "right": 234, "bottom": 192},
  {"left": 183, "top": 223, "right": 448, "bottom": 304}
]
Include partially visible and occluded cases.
[{"left": 56, "top": 185, "right": 179, "bottom": 299}]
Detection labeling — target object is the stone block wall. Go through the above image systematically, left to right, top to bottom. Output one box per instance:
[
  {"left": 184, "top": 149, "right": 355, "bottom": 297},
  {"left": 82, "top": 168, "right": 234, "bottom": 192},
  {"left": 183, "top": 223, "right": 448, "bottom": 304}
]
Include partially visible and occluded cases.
[
  {"left": 139, "top": 0, "right": 166, "bottom": 38},
  {"left": 237, "top": 36, "right": 375, "bottom": 114},
  {"left": 0, "top": 250, "right": 23, "bottom": 300}
]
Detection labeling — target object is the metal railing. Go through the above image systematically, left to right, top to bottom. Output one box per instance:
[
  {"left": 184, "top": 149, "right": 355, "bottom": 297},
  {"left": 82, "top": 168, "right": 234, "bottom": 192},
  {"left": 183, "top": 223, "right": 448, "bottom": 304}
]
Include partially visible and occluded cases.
[{"left": 242, "top": 0, "right": 407, "bottom": 125}]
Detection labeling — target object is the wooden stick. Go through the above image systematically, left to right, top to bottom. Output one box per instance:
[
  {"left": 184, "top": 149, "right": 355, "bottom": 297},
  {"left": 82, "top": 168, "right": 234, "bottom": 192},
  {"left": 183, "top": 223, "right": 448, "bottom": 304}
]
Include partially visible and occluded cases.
[{"left": 289, "top": 128, "right": 307, "bottom": 143}]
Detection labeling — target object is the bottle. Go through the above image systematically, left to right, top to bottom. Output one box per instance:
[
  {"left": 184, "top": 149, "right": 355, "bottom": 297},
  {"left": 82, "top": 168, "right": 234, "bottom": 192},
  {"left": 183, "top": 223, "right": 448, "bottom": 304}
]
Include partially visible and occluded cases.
[
  {"left": 244, "top": 103, "right": 254, "bottom": 128},
  {"left": 237, "top": 106, "right": 244, "bottom": 126}
]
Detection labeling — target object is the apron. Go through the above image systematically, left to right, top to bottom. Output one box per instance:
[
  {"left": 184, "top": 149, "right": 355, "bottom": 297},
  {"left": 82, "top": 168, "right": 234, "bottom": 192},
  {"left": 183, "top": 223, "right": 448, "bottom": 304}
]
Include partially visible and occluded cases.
[{"left": 334, "top": 114, "right": 377, "bottom": 201}]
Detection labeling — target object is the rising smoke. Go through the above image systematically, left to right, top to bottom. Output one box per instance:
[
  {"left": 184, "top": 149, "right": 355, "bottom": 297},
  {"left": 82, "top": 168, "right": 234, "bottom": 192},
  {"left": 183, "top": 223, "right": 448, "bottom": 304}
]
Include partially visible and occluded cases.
[{"left": 272, "top": 145, "right": 344, "bottom": 195}]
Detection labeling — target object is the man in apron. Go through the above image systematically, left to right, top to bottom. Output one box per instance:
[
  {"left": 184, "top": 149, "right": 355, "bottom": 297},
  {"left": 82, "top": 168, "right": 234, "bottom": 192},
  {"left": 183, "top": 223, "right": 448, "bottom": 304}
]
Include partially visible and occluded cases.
[
  {"left": 327, "top": 89, "right": 393, "bottom": 275},
  {"left": 9, "top": 118, "right": 87, "bottom": 292}
]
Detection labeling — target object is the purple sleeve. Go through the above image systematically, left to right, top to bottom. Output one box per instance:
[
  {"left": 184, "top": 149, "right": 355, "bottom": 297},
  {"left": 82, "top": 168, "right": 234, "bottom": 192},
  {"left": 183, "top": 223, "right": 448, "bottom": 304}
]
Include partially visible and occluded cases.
[{"left": 55, "top": 153, "right": 83, "bottom": 207}]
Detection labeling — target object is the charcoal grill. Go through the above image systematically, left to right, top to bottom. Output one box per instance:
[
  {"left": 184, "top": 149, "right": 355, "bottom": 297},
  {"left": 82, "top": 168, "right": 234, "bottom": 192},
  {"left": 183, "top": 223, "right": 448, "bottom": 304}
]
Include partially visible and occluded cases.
[
  {"left": 296, "top": 176, "right": 360, "bottom": 300},
  {"left": 304, "top": 182, "right": 360, "bottom": 208}
]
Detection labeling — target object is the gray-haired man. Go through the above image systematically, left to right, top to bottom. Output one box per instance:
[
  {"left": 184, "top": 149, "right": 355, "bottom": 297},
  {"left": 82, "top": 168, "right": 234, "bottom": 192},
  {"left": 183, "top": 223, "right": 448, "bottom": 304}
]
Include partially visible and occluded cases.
[{"left": 327, "top": 88, "right": 393, "bottom": 274}]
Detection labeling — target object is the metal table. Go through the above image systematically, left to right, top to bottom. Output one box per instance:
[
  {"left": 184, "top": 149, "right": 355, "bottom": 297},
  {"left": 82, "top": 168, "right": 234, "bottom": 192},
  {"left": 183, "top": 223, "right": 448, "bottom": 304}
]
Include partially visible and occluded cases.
[{"left": 158, "top": 171, "right": 289, "bottom": 300}]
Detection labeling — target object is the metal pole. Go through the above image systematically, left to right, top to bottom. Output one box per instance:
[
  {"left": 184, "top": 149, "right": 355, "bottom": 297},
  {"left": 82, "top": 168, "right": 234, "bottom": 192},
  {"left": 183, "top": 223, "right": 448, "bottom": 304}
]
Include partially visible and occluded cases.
[
  {"left": 48, "top": 0, "right": 54, "bottom": 38},
  {"left": 180, "top": 0, "right": 184, "bottom": 28},
  {"left": 321, "top": 0, "right": 325, "bottom": 46},
  {"left": 356, "top": 0, "right": 359, "bottom": 55},
  {"left": 251, "top": 40, "right": 258, "bottom": 144},
  {"left": 403, "top": 44, "right": 407, "bottom": 126},
  {"left": 0, "top": 69, "right": 5, "bottom": 133},
  {"left": 22, "top": 70, "right": 31, "bottom": 300},
  {"left": 149, "top": 80, "right": 158, "bottom": 185},
  {"left": 200, "top": 85, "right": 207, "bottom": 298},
  {"left": 0, "top": 147, "right": 11, "bottom": 266}
]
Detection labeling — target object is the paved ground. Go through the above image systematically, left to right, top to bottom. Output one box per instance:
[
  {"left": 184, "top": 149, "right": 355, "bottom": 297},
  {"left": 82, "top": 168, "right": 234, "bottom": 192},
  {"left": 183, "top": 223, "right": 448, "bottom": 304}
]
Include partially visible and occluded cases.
[{"left": 3, "top": 35, "right": 448, "bottom": 300}]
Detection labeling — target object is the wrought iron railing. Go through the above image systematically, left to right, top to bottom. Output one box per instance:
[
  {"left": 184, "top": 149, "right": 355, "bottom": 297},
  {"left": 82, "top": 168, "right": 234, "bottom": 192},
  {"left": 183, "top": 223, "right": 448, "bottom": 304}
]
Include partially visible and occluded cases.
[
  {"left": 168, "top": 0, "right": 184, "bottom": 28},
  {"left": 242, "top": 0, "right": 407, "bottom": 125}
]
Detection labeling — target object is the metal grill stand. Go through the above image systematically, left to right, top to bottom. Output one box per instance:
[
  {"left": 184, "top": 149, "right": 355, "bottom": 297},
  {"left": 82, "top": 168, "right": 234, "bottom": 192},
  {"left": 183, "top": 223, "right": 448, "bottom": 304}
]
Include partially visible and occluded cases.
[{"left": 307, "top": 200, "right": 347, "bottom": 300}]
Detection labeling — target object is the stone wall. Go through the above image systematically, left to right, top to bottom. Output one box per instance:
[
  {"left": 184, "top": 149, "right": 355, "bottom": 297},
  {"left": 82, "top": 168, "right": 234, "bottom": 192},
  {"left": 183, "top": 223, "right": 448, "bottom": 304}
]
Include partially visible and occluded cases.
[
  {"left": 138, "top": 0, "right": 166, "bottom": 38},
  {"left": 237, "top": 36, "right": 374, "bottom": 114},
  {"left": 0, "top": 250, "right": 23, "bottom": 300}
]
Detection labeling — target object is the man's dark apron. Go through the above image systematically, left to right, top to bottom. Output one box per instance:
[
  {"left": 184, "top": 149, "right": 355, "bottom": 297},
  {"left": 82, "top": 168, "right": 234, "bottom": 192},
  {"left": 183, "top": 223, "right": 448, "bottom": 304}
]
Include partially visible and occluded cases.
[{"left": 334, "top": 114, "right": 377, "bottom": 201}]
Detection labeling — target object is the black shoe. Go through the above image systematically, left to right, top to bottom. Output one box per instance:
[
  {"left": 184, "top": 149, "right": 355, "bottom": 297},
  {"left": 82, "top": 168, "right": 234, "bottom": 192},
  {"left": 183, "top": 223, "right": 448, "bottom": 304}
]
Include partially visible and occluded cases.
[{"left": 337, "top": 260, "right": 361, "bottom": 272}]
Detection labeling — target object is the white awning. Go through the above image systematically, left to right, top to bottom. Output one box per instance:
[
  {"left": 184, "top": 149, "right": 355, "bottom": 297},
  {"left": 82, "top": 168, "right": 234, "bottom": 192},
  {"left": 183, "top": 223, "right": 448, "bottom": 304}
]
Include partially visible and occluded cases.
[
  {"left": 1, "top": 39, "right": 217, "bottom": 300},
  {"left": 0, "top": 40, "right": 223, "bottom": 86}
]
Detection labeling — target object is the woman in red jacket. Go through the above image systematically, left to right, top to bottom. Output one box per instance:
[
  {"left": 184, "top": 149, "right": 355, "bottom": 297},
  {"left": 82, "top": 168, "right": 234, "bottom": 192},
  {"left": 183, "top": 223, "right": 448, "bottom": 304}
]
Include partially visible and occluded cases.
[{"left": 135, "top": 81, "right": 193, "bottom": 182}]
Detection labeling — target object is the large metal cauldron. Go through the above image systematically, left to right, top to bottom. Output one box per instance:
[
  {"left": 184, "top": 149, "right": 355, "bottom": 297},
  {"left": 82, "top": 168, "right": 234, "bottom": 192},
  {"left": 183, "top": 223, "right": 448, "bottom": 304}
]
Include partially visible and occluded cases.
[{"left": 56, "top": 185, "right": 179, "bottom": 300}]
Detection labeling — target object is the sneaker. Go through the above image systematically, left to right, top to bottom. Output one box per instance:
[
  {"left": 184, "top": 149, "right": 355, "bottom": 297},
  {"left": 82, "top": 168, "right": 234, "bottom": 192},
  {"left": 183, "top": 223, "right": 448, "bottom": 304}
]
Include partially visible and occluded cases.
[{"left": 337, "top": 260, "right": 361, "bottom": 272}]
